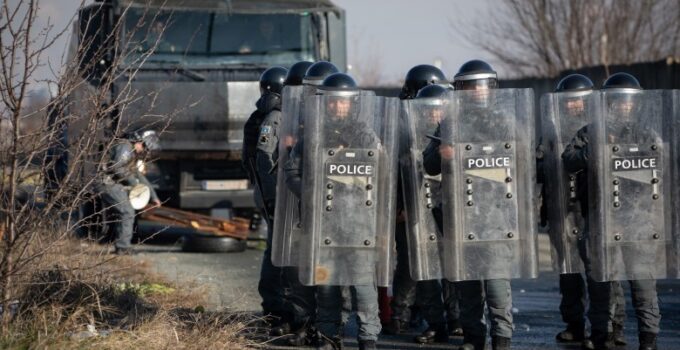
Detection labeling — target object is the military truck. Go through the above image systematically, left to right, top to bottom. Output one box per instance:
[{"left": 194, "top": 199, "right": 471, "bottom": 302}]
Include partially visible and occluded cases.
[{"left": 64, "top": 0, "right": 346, "bottom": 216}]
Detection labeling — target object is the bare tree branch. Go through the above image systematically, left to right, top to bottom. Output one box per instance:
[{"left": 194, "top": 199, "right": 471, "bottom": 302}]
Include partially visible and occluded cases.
[
  {"left": 0, "top": 0, "right": 177, "bottom": 330},
  {"left": 455, "top": 0, "right": 680, "bottom": 77}
]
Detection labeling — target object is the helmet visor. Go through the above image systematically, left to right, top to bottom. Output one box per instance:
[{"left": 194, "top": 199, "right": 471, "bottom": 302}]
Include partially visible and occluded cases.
[{"left": 453, "top": 78, "right": 498, "bottom": 91}]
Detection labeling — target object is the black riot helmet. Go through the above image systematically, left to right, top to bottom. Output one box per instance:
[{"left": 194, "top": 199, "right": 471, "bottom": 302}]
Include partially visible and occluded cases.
[
  {"left": 452, "top": 60, "right": 498, "bottom": 91},
  {"left": 284, "top": 61, "right": 313, "bottom": 86},
  {"left": 303, "top": 61, "right": 339, "bottom": 86},
  {"left": 400, "top": 65, "right": 447, "bottom": 100},
  {"left": 259, "top": 66, "right": 287, "bottom": 94},
  {"left": 316, "top": 72, "right": 360, "bottom": 96},
  {"left": 602, "top": 72, "right": 642, "bottom": 119},
  {"left": 602, "top": 72, "right": 642, "bottom": 92},
  {"left": 317, "top": 73, "right": 360, "bottom": 123},
  {"left": 555, "top": 74, "right": 594, "bottom": 95},
  {"left": 555, "top": 74, "right": 594, "bottom": 116},
  {"left": 415, "top": 84, "right": 448, "bottom": 105},
  {"left": 415, "top": 84, "right": 448, "bottom": 99},
  {"left": 416, "top": 84, "right": 448, "bottom": 124},
  {"left": 130, "top": 130, "right": 161, "bottom": 152}
]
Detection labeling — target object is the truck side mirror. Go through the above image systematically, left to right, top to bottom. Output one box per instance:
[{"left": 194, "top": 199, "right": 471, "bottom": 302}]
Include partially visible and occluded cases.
[{"left": 326, "top": 9, "right": 347, "bottom": 73}]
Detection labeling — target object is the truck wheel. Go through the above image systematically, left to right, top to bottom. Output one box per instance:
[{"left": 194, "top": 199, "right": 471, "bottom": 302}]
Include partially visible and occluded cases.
[{"left": 181, "top": 234, "right": 246, "bottom": 253}]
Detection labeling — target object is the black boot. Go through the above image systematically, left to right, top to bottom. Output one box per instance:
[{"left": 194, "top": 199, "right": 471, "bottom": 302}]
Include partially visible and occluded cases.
[
  {"left": 265, "top": 312, "right": 291, "bottom": 337},
  {"left": 382, "top": 319, "right": 408, "bottom": 335},
  {"left": 448, "top": 320, "right": 464, "bottom": 337},
  {"left": 269, "top": 321, "right": 291, "bottom": 337},
  {"left": 414, "top": 324, "right": 448, "bottom": 344},
  {"left": 556, "top": 324, "right": 585, "bottom": 343},
  {"left": 612, "top": 324, "right": 627, "bottom": 346},
  {"left": 287, "top": 325, "right": 314, "bottom": 346},
  {"left": 586, "top": 331, "right": 614, "bottom": 350},
  {"left": 314, "top": 332, "right": 343, "bottom": 350},
  {"left": 638, "top": 332, "right": 657, "bottom": 350},
  {"left": 460, "top": 335, "right": 486, "bottom": 350},
  {"left": 492, "top": 336, "right": 511, "bottom": 350},
  {"left": 581, "top": 338, "right": 595, "bottom": 350},
  {"left": 358, "top": 340, "right": 377, "bottom": 350}
]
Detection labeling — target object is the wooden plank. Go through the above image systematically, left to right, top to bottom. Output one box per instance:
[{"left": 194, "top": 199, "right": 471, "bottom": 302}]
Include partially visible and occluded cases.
[{"left": 139, "top": 206, "right": 250, "bottom": 240}]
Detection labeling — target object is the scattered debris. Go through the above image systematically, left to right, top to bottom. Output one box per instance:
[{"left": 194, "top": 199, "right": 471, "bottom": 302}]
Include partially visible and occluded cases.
[
  {"left": 140, "top": 206, "right": 250, "bottom": 240},
  {"left": 116, "top": 282, "right": 176, "bottom": 297},
  {"left": 68, "top": 324, "right": 104, "bottom": 340}
]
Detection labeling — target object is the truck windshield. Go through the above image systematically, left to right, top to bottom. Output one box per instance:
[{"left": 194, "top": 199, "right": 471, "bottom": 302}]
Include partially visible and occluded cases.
[{"left": 123, "top": 7, "right": 317, "bottom": 66}]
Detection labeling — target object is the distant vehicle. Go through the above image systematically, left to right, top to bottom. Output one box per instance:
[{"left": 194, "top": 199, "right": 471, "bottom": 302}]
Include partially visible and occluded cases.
[{"left": 60, "top": 0, "right": 347, "bottom": 217}]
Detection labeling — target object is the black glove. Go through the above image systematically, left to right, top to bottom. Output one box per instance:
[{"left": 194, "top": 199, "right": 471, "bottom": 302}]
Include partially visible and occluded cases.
[{"left": 265, "top": 200, "right": 276, "bottom": 217}]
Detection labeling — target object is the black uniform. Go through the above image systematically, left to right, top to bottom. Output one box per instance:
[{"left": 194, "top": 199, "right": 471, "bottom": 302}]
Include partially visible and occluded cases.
[
  {"left": 390, "top": 67, "right": 450, "bottom": 341},
  {"left": 244, "top": 92, "right": 288, "bottom": 321},
  {"left": 255, "top": 93, "right": 317, "bottom": 334},
  {"left": 390, "top": 101, "right": 448, "bottom": 342},
  {"left": 538, "top": 137, "right": 588, "bottom": 340}
]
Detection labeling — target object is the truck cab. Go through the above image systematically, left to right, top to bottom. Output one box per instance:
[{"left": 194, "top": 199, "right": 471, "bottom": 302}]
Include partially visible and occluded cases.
[{"left": 66, "top": 0, "right": 346, "bottom": 214}]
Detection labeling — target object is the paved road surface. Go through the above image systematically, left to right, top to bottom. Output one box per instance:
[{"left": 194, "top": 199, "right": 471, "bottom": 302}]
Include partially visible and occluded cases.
[{"left": 133, "top": 234, "right": 680, "bottom": 349}]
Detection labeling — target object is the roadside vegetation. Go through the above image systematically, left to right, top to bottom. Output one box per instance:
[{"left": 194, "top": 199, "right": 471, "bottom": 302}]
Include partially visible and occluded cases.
[
  {"left": 0, "top": 1, "right": 257, "bottom": 348},
  {"left": 1, "top": 239, "right": 255, "bottom": 349}
]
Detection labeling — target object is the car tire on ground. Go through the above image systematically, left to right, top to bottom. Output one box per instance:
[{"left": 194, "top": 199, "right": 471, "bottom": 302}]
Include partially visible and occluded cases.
[{"left": 181, "top": 234, "right": 247, "bottom": 253}]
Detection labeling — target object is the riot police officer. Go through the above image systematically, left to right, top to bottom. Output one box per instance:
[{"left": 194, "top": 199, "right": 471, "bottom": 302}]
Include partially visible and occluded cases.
[
  {"left": 278, "top": 60, "right": 346, "bottom": 345},
  {"left": 423, "top": 60, "right": 516, "bottom": 350},
  {"left": 258, "top": 61, "right": 320, "bottom": 345},
  {"left": 386, "top": 65, "right": 451, "bottom": 344},
  {"left": 244, "top": 66, "right": 289, "bottom": 331},
  {"left": 284, "top": 73, "right": 389, "bottom": 350},
  {"left": 562, "top": 73, "right": 661, "bottom": 350},
  {"left": 542, "top": 74, "right": 627, "bottom": 348},
  {"left": 415, "top": 84, "right": 465, "bottom": 339},
  {"left": 96, "top": 130, "right": 161, "bottom": 255}
]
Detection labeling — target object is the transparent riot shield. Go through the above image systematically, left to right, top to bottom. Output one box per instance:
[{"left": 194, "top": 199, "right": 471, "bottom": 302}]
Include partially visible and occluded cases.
[
  {"left": 271, "top": 85, "right": 304, "bottom": 267},
  {"left": 440, "top": 89, "right": 538, "bottom": 281},
  {"left": 588, "top": 90, "right": 673, "bottom": 281},
  {"left": 671, "top": 90, "right": 680, "bottom": 279},
  {"left": 297, "top": 92, "right": 398, "bottom": 286},
  {"left": 540, "top": 92, "right": 595, "bottom": 274},
  {"left": 374, "top": 97, "right": 399, "bottom": 287},
  {"left": 400, "top": 97, "right": 450, "bottom": 281}
]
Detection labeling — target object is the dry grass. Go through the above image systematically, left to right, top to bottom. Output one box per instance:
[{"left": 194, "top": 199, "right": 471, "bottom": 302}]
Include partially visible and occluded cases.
[{"left": 1, "top": 239, "right": 258, "bottom": 350}]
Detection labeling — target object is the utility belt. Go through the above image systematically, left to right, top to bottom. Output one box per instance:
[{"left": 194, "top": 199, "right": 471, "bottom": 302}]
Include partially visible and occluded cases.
[
  {"left": 101, "top": 173, "right": 137, "bottom": 186},
  {"left": 99, "top": 178, "right": 150, "bottom": 210}
]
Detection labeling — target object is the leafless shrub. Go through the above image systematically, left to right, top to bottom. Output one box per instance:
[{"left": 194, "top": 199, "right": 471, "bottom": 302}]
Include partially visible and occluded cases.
[
  {"left": 0, "top": 0, "right": 180, "bottom": 335},
  {"left": 0, "top": 1, "right": 255, "bottom": 346}
]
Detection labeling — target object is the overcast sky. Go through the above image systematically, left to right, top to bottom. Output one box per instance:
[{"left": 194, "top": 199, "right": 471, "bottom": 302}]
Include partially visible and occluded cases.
[
  {"left": 27, "top": 0, "right": 496, "bottom": 89},
  {"left": 334, "top": 0, "right": 495, "bottom": 83}
]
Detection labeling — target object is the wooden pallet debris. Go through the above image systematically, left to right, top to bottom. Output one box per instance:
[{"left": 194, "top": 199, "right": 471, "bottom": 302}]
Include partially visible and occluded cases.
[{"left": 139, "top": 206, "right": 250, "bottom": 240}]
